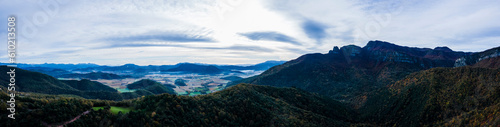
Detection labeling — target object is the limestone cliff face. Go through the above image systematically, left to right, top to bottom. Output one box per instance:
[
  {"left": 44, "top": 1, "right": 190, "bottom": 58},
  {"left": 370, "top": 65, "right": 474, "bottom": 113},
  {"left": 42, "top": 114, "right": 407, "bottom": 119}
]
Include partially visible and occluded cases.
[
  {"left": 235, "top": 40, "right": 496, "bottom": 108},
  {"left": 327, "top": 40, "right": 470, "bottom": 68},
  {"left": 454, "top": 47, "right": 500, "bottom": 67}
]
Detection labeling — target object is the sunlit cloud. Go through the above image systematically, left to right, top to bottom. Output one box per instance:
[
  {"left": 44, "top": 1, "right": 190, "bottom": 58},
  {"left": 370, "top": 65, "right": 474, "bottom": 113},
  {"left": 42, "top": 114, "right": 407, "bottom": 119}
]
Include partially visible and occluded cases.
[
  {"left": 1, "top": 0, "right": 498, "bottom": 65},
  {"left": 239, "top": 31, "right": 301, "bottom": 45}
]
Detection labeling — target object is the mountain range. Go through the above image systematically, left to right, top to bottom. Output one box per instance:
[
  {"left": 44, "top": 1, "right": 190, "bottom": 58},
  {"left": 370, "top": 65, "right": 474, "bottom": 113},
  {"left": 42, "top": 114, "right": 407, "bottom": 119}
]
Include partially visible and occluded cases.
[
  {"left": 1, "top": 40, "right": 499, "bottom": 126},
  {"left": 231, "top": 40, "right": 494, "bottom": 106},
  {"left": 0, "top": 61, "right": 286, "bottom": 79},
  {"left": 0, "top": 66, "right": 173, "bottom": 101}
]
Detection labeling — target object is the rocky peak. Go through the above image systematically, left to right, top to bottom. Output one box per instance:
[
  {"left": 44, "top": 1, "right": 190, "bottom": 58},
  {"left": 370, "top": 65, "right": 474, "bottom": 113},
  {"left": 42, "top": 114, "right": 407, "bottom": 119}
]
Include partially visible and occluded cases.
[
  {"left": 364, "top": 40, "right": 400, "bottom": 51},
  {"left": 340, "top": 45, "right": 362, "bottom": 57},
  {"left": 328, "top": 46, "right": 340, "bottom": 54},
  {"left": 433, "top": 46, "right": 453, "bottom": 52},
  {"left": 454, "top": 46, "right": 500, "bottom": 67}
]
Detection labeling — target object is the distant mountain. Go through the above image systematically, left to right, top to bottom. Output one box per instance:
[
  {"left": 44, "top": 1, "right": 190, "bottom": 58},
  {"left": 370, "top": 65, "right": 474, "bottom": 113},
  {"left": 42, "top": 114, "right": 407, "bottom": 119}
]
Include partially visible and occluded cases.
[
  {"left": 232, "top": 40, "right": 472, "bottom": 106},
  {"left": 217, "top": 60, "right": 286, "bottom": 70},
  {"left": 7, "top": 61, "right": 285, "bottom": 77},
  {"left": 0, "top": 63, "right": 100, "bottom": 70},
  {"left": 102, "top": 63, "right": 140, "bottom": 71},
  {"left": 164, "top": 63, "right": 224, "bottom": 74},
  {"left": 74, "top": 64, "right": 177, "bottom": 74},
  {"left": 22, "top": 67, "right": 72, "bottom": 77},
  {"left": 360, "top": 67, "right": 500, "bottom": 126},
  {"left": 57, "top": 72, "right": 132, "bottom": 80},
  {"left": 221, "top": 76, "right": 244, "bottom": 81}
]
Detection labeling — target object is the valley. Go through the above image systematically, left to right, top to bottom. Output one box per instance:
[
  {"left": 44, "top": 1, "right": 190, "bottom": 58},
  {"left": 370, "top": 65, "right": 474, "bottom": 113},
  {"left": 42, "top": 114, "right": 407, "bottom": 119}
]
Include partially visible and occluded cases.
[
  {"left": 0, "top": 41, "right": 498, "bottom": 126},
  {"left": 1, "top": 61, "right": 279, "bottom": 97},
  {"left": 88, "top": 70, "right": 263, "bottom": 96}
]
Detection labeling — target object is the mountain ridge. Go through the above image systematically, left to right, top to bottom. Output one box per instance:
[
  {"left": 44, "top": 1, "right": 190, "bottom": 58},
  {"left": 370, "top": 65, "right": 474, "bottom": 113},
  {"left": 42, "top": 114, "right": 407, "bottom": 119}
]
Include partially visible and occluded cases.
[{"left": 232, "top": 40, "right": 491, "bottom": 107}]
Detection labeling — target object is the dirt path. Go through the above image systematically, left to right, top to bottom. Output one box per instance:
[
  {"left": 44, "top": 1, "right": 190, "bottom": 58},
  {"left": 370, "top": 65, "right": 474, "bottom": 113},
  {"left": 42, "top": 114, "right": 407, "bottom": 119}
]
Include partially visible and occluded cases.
[{"left": 41, "top": 110, "right": 90, "bottom": 127}]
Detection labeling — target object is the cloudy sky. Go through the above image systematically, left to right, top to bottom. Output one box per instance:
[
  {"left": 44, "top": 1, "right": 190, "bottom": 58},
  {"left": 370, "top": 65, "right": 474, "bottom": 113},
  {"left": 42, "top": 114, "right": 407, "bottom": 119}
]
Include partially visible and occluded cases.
[{"left": 0, "top": 0, "right": 499, "bottom": 65}]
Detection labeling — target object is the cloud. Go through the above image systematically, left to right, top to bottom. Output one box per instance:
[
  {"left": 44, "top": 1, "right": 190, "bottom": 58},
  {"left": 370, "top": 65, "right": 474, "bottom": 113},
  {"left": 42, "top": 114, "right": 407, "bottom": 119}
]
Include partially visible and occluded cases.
[
  {"left": 1, "top": 0, "right": 499, "bottom": 65},
  {"left": 301, "top": 20, "right": 327, "bottom": 42},
  {"left": 104, "top": 31, "right": 215, "bottom": 43},
  {"left": 239, "top": 31, "right": 301, "bottom": 45},
  {"left": 102, "top": 42, "right": 275, "bottom": 53},
  {"left": 220, "top": 45, "right": 275, "bottom": 52}
]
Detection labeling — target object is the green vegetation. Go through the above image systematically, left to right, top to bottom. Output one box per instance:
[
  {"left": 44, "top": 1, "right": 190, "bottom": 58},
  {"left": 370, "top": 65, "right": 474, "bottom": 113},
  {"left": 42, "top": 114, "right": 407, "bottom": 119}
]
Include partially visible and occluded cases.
[
  {"left": 1, "top": 44, "right": 499, "bottom": 126},
  {"left": 232, "top": 56, "right": 425, "bottom": 107},
  {"left": 0, "top": 66, "right": 171, "bottom": 101},
  {"left": 1, "top": 66, "right": 498, "bottom": 126},
  {"left": 360, "top": 67, "right": 500, "bottom": 126},
  {"left": 221, "top": 76, "right": 244, "bottom": 81},
  {"left": 174, "top": 78, "right": 187, "bottom": 86},
  {"left": 61, "top": 79, "right": 117, "bottom": 92},
  {"left": 127, "top": 79, "right": 176, "bottom": 95},
  {"left": 127, "top": 79, "right": 161, "bottom": 89},
  {"left": 0, "top": 83, "right": 356, "bottom": 126},
  {"left": 116, "top": 88, "right": 136, "bottom": 93},
  {"left": 177, "top": 91, "right": 188, "bottom": 95},
  {"left": 188, "top": 91, "right": 202, "bottom": 96},
  {"left": 92, "top": 106, "right": 133, "bottom": 114}
]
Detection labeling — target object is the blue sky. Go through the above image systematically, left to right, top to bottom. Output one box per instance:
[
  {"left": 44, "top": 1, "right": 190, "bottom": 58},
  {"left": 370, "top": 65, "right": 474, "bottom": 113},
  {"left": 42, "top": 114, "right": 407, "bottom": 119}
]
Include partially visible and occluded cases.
[{"left": 0, "top": 0, "right": 499, "bottom": 65}]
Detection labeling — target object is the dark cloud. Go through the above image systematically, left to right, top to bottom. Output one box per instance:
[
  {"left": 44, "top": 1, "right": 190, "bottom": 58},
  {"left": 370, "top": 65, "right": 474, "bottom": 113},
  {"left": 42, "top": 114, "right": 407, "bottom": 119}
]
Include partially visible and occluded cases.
[
  {"left": 302, "top": 20, "right": 326, "bottom": 42},
  {"left": 239, "top": 31, "right": 301, "bottom": 45}
]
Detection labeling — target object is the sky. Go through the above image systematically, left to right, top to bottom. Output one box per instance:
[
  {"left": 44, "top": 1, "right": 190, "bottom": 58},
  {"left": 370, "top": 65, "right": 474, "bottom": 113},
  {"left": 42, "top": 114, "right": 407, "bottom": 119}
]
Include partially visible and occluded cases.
[{"left": 0, "top": 0, "right": 499, "bottom": 65}]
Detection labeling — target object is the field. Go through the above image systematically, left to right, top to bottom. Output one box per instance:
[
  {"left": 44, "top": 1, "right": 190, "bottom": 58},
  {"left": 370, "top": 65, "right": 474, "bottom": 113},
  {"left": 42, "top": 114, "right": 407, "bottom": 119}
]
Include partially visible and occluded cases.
[
  {"left": 94, "top": 73, "right": 259, "bottom": 96},
  {"left": 116, "top": 88, "right": 136, "bottom": 93},
  {"left": 92, "top": 106, "right": 133, "bottom": 114}
]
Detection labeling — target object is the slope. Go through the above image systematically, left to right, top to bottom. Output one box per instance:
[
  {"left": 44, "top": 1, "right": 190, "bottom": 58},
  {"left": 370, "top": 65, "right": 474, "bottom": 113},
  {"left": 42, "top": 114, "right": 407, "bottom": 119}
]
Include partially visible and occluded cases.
[
  {"left": 233, "top": 41, "right": 470, "bottom": 106},
  {"left": 0, "top": 66, "right": 156, "bottom": 101},
  {"left": 361, "top": 67, "right": 500, "bottom": 126},
  {"left": 0, "top": 84, "right": 358, "bottom": 126}
]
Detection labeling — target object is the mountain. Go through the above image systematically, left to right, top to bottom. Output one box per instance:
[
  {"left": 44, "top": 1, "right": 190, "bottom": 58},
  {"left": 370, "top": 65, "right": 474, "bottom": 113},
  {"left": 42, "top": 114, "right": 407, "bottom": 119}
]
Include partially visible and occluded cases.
[
  {"left": 232, "top": 41, "right": 472, "bottom": 106},
  {"left": 455, "top": 46, "right": 500, "bottom": 68},
  {"left": 472, "top": 56, "right": 500, "bottom": 69},
  {"left": 217, "top": 60, "right": 287, "bottom": 70},
  {"left": 8, "top": 61, "right": 285, "bottom": 77},
  {"left": 0, "top": 63, "right": 100, "bottom": 70},
  {"left": 102, "top": 63, "right": 141, "bottom": 71},
  {"left": 165, "top": 63, "right": 225, "bottom": 74},
  {"left": 0, "top": 66, "right": 157, "bottom": 101},
  {"left": 0, "top": 66, "right": 80, "bottom": 94},
  {"left": 360, "top": 66, "right": 500, "bottom": 126},
  {"left": 22, "top": 67, "right": 72, "bottom": 77},
  {"left": 57, "top": 72, "right": 132, "bottom": 80},
  {"left": 221, "top": 76, "right": 244, "bottom": 81},
  {"left": 174, "top": 78, "right": 188, "bottom": 86},
  {"left": 61, "top": 79, "right": 117, "bottom": 92},
  {"left": 127, "top": 79, "right": 176, "bottom": 95},
  {"left": 1, "top": 83, "right": 358, "bottom": 126}
]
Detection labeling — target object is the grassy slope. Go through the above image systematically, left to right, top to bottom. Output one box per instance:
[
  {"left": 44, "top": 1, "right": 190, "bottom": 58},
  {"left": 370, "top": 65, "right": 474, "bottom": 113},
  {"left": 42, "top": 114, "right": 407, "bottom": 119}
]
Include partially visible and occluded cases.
[{"left": 92, "top": 106, "right": 132, "bottom": 114}]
